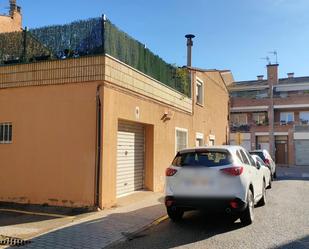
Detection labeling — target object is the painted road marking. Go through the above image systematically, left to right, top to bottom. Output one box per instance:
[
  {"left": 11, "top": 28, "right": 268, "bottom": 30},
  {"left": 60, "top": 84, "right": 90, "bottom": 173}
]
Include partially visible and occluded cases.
[{"left": 0, "top": 209, "right": 75, "bottom": 219}]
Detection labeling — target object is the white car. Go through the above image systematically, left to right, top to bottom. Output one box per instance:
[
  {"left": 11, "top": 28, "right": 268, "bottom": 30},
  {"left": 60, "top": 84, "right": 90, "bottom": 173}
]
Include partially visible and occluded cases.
[
  {"left": 165, "top": 146, "right": 267, "bottom": 225},
  {"left": 250, "top": 150, "right": 276, "bottom": 180},
  {"left": 251, "top": 155, "right": 272, "bottom": 190}
]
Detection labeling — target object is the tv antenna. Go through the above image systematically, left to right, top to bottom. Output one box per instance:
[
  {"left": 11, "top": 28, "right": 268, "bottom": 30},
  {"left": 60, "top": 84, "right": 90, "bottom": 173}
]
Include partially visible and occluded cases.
[
  {"left": 268, "top": 50, "right": 278, "bottom": 64},
  {"left": 260, "top": 56, "right": 271, "bottom": 65}
]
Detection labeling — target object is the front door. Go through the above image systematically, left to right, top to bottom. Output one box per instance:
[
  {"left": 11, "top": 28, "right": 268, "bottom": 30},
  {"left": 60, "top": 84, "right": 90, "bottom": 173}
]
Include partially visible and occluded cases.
[{"left": 275, "top": 142, "right": 287, "bottom": 165}]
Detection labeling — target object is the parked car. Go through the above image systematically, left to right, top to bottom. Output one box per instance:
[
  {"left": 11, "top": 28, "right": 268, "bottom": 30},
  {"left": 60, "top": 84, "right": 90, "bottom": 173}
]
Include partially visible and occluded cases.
[
  {"left": 165, "top": 146, "right": 267, "bottom": 225},
  {"left": 250, "top": 150, "right": 276, "bottom": 180},
  {"left": 251, "top": 155, "right": 272, "bottom": 189}
]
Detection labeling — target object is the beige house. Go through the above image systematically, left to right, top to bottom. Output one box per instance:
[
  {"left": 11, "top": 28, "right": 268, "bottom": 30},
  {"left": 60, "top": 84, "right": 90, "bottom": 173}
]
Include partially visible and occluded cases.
[
  {"left": 0, "top": 0, "right": 22, "bottom": 33},
  {"left": 0, "top": 13, "right": 232, "bottom": 209}
]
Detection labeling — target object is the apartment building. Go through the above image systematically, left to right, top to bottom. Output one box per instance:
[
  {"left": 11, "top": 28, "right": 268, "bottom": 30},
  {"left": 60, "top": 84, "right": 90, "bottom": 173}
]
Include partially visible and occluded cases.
[
  {"left": 0, "top": 16, "right": 231, "bottom": 209},
  {"left": 229, "top": 64, "right": 309, "bottom": 166}
]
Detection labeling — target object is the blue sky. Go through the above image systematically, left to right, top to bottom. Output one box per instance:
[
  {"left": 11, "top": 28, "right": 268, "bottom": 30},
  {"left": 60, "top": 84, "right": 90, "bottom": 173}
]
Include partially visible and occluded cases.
[{"left": 1, "top": 0, "right": 308, "bottom": 80}]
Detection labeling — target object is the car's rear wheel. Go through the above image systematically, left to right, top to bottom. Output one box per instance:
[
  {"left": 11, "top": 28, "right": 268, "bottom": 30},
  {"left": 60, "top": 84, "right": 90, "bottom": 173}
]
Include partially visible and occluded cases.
[
  {"left": 257, "top": 181, "right": 267, "bottom": 206},
  {"left": 240, "top": 189, "right": 254, "bottom": 226},
  {"left": 167, "top": 207, "right": 184, "bottom": 222}
]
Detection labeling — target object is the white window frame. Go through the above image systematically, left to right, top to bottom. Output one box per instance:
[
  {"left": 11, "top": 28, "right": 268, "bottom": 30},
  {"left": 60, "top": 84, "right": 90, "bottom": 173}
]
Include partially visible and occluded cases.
[
  {"left": 196, "top": 77, "right": 204, "bottom": 106},
  {"left": 300, "top": 111, "right": 309, "bottom": 124},
  {"left": 280, "top": 112, "right": 294, "bottom": 124},
  {"left": 0, "top": 122, "right": 13, "bottom": 144},
  {"left": 175, "top": 127, "right": 188, "bottom": 154},
  {"left": 195, "top": 132, "right": 204, "bottom": 147},
  {"left": 209, "top": 134, "right": 215, "bottom": 146}
]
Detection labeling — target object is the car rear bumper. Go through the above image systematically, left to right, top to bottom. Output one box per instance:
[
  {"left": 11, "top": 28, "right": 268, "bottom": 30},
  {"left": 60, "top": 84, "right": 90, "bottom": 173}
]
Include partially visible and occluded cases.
[{"left": 165, "top": 196, "right": 247, "bottom": 213}]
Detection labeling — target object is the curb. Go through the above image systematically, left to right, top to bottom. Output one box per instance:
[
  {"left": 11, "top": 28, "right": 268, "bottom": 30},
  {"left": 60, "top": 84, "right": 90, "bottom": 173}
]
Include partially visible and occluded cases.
[{"left": 104, "top": 214, "right": 168, "bottom": 248}]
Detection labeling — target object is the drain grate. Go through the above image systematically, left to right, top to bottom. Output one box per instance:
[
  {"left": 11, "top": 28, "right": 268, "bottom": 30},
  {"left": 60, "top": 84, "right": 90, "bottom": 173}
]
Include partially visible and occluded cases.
[{"left": 0, "top": 235, "right": 31, "bottom": 247}]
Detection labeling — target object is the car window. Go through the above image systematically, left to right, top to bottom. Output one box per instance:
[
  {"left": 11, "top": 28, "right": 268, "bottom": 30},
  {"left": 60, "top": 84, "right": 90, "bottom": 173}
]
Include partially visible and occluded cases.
[
  {"left": 240, "top": 149, "right": 250, "bottom": 165},
  {"left": 172, "top": 150, "right": 232, "bottom": 167},
  {"left": 236, "top": 150, "right": 243, "bottom": 163},
  {"left": 245, "top": 151, "right": 256, "bottom": 166},
  {"left": 250, "top": 151, "right": 266, "bottom": 161},
  {"left": 257, "top": 157, "right": 266, "bottom": 166}
]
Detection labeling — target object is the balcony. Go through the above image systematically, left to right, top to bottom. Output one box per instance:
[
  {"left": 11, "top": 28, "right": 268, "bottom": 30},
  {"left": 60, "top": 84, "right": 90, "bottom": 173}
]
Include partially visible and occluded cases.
[{"left": 230, "top": 121, "right": 269, "bottom": 132}]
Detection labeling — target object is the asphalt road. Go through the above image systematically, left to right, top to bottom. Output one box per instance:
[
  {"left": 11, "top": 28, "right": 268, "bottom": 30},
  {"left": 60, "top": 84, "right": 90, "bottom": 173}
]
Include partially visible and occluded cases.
[{"left": 107, "top": 170, "right": 309, "bottom": 249}]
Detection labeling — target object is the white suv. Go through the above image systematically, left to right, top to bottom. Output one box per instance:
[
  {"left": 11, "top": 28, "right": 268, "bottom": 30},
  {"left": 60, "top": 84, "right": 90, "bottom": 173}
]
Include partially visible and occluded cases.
[{"left": 165, "top": 146, "right": 267, "bottom": 225}]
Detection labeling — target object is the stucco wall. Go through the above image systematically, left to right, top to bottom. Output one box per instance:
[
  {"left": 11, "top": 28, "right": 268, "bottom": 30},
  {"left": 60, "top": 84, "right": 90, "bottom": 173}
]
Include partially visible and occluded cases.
[
  {"left": 0, "top": 12, "right": 22, "bottom": 33},
  {"left": 0, "top": 55, "right": 229, "bottom": 208},
  {"left": 100, "top": 66, "right": 229, "bottom": 207},
  {"left": 0, "top": 83, "right": 97, "bottom": 207}
]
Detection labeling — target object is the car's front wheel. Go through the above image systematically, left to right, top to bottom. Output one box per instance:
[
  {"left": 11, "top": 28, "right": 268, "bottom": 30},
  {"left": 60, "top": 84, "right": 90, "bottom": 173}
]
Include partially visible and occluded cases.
[
  {"left": 240, "top": 189, "right": 254, "bottom": 226},
  {"left": 167, "top": 207, "right": 184, "bottom": 222}
]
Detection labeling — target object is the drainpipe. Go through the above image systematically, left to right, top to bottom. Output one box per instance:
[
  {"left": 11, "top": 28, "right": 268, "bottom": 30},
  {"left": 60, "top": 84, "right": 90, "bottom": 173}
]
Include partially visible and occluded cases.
[{"left": 95, "top": 84, "right": 103, "bottom": 208}]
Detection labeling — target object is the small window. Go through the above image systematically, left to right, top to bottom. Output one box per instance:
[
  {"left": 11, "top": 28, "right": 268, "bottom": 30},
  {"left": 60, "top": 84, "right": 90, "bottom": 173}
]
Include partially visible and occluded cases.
[
  {"left": 196, "top": 79, "right": 204, "bottom": 105},
  {"left": 300, "top": 111, "right": 309, "bottom": 125},
  {"left": 252, "top": 112, "right": 267, "bottom": 125},
  {"left": 280, "top": 112, "right": 294, "bottom": 125},
  {"left": 231, "top": 113, "right": 248, "bottom": 126},
  {"left": 0, "top": 123, "right": 12, "bottom": 144},
  {"left": 176, "top": 128, "right": 188, "bottom": 152},
  {"left": 195, "top": 132, "right": 204, "bottom": 147}
]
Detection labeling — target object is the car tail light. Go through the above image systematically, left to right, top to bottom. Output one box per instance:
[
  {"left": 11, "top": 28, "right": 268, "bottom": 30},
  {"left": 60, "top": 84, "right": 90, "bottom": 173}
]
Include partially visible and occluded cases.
[
  {"left": 264, "top": 159, "right": 270, "bottom": 165},
  {"left": 220, "top": 167, "right": 243, "bottom": 176},
  {"left": 166, "top": 168, "right": 177, "bottom": 176},
  {"left": 165, "top": 196, "right": 175, "bottom": 207},
  {"left": 230, "top": 200, "right": 239, "bottom": 209}
]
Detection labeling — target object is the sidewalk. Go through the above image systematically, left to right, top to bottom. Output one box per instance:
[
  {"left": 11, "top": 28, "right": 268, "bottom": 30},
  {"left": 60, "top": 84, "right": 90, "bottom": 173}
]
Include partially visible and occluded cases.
[
  {"left": 276, "top": 165, "right": 309, "bottom": 180},
  {"left": 1, "top": 192, "right": 166, "bottom": 249}
]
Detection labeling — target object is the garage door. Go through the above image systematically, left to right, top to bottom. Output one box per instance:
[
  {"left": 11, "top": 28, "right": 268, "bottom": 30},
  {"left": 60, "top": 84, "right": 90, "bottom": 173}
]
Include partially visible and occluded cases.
[
  {"left": 117, "top": 121, "right": 145, "bottom": 197},
  {"left": 295, "top": 140, "right": 309, "bottom": 166}
]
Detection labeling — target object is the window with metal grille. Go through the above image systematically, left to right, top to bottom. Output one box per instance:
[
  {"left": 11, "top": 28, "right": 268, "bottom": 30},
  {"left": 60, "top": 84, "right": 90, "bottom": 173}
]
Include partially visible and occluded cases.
[
  {"left": 0, "top": 123, "right": 12, "bottom": 144},
  {"left": 176, "top": 128, "right": 188, "bottom": 152}
]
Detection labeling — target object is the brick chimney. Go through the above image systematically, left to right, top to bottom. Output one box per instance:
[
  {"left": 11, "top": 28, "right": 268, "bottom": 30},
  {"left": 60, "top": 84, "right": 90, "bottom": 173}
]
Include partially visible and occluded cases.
[
  {"left": 9, "top": 0, "right": 17, "bottom": 16},
  {"left": 267, "top": 64, "right": 279, "bottom": 85},
  {"left": 287, "top": 72, "right": 294, "bottom": 79},
  {"left": 257, "top": 75, "right": 264, "bottom": 81}
]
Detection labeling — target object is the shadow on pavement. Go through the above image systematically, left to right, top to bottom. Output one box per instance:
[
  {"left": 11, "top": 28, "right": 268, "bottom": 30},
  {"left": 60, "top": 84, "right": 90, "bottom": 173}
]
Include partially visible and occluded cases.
[
  {"left": 275, "top": 166, "right": 309, "bottom": 181},
  {"left": 5, "top": 204, "right": 164, "bottom": 249},
  {"left": 106, "top": 210, "right": 244, "bottom": 249},
  {"left": 0, "top": 211, "right": 57, "bottom": 227},
  {"left": 271, "top": 235, "right": 309, "bottom": 249}
]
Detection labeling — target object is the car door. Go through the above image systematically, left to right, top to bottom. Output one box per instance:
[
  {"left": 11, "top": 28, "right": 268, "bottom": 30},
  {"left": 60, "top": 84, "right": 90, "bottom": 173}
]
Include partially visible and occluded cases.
[
  {"left": 241, "top": 149, "right": 262, "bottom": 200},
  {"left": 247, "top": 151, "right": 263, "bottom": 200}
]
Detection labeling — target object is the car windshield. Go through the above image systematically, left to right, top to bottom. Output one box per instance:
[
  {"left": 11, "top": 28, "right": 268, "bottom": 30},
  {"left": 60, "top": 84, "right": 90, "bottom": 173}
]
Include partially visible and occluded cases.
[
  {"left": 172, "top": 150, "right": 232, "bottom": 167},
  {"left": 250, "top": 151, "right": 266, "bottom": 161}
]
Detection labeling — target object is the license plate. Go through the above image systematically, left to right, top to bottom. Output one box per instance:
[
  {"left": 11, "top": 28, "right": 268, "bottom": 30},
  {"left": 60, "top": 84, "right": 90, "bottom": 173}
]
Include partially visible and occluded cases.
[{"left": 184, "top": 178, "right": 208, "bottom": 186}]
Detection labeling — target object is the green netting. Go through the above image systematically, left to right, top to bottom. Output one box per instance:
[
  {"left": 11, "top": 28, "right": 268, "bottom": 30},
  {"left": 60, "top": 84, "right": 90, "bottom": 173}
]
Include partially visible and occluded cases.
[
  {"left": 0, "top": 17, "right": 190, "bottom": 96},
  {"left": 30, "top": 17, "right": 103, "bottom": 57},
  {"left": 104, "top": 20, "right": 190, "bottom": 96},
  {"left": 0, "top": 31, "right": 52, "bottom": 64}
]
